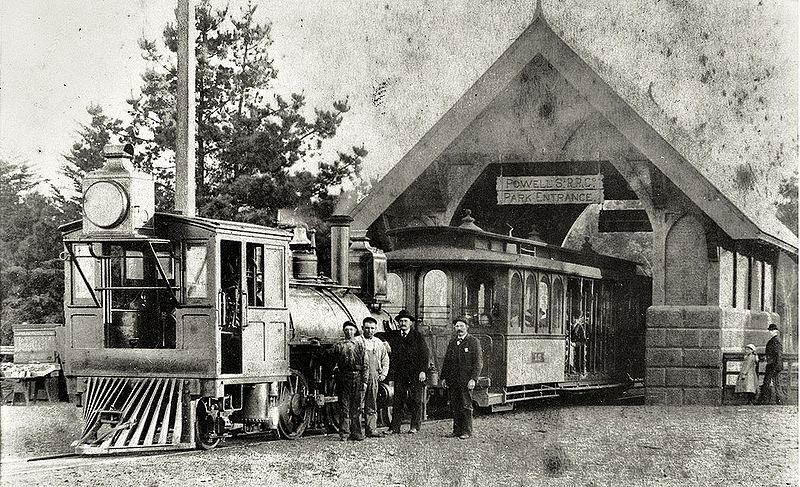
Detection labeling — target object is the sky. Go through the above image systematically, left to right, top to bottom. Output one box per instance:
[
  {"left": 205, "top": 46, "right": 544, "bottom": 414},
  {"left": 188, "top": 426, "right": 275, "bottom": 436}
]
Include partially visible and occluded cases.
[
  {"left": 0, "top": 0, "right": 542, "bottom": 189},
  {"left": 1, "top": 0, "right": 797, "bottom": 220}
]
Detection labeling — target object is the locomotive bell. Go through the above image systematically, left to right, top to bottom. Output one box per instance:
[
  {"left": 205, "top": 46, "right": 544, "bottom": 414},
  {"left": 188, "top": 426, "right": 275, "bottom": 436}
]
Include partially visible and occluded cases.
[{"left": 82, "top": 144, "right": 154, "bottom": 237}]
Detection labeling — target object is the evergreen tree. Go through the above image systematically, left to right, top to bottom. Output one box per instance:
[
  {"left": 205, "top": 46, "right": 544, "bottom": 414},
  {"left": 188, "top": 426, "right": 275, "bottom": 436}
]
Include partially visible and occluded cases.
[
  {"left": 126, "top": 0, "right": 366, "bottom": 222},
  {"left": 0, "top": 158, "right": 67, "bottom": 344}
]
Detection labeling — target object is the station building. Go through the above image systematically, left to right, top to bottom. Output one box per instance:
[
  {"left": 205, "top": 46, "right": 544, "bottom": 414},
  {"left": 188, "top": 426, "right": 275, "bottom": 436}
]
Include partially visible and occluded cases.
[{"left": 333, "top": 5, "right": 798, "bottom": 405}]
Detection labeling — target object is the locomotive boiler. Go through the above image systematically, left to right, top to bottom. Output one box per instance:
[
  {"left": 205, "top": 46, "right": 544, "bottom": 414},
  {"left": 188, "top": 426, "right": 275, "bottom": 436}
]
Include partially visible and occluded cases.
[{"left": 60, "top": 145, "right": 387, "bottom": 454}]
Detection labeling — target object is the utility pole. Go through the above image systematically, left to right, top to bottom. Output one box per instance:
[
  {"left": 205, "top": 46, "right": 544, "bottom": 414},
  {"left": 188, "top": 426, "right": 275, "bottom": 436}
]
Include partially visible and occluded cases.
[{"left": 175, "top": 0, "right": 196, "bottom": 216}]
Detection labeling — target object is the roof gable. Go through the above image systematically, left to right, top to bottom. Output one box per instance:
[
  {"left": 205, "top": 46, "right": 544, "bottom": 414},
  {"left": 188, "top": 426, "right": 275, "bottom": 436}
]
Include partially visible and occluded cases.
[{"left": 347, "top": 10, "right": 797, "bottom": 254}]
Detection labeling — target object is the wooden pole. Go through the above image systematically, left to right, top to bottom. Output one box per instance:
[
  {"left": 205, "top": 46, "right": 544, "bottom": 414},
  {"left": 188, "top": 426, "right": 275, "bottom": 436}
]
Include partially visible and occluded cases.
[{"left": 175, "top": 0, "right": 196, "bottom": 217}]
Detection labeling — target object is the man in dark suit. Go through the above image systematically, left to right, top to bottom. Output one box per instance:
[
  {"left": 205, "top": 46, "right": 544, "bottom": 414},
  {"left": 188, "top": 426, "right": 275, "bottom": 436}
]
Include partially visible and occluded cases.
[
  {"left": 387, "top": 310, "right": 429, "bottom": 434},
  {"left": 441, "top": 317, "right": 483, "bottom": 439},
  {"left": 759, "top": 323, "right": 784, "bottom": 405}
]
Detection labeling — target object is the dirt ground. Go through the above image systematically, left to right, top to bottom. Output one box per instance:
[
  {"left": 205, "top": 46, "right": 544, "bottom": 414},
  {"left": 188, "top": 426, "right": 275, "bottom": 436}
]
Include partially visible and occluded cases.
[{"left": 1, "top": 401, "right": 797, "bottom": 486}]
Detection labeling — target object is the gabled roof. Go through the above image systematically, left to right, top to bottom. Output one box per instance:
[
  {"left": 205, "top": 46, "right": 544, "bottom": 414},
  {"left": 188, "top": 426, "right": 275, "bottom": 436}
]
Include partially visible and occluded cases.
[{"left": 347, "top": 6, "right": 797, "bottom": 254}]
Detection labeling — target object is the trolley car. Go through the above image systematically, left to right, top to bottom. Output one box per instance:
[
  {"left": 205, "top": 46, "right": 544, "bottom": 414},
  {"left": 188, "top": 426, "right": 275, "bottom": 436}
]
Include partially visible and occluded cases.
[{"left": 382, "top": 213, "right": 649, "bottom": 411}]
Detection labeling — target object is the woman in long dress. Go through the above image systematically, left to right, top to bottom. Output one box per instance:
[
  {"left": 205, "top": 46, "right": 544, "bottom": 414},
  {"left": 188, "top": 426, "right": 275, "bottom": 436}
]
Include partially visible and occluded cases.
[{"left": 735, "top": 344, "right": 759, "bottom": 404}]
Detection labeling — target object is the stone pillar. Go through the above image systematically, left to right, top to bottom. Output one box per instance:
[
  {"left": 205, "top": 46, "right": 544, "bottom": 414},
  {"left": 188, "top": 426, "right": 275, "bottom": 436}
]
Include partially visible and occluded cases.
[{"left": 647, "top": 214, "right": 721, "bottom": 405}]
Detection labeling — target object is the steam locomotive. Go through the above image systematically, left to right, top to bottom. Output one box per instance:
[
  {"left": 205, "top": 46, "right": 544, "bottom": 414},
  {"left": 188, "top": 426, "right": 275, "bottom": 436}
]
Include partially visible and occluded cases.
[{"left": 59, "top": 144, "right": 648, "bottom": 454}]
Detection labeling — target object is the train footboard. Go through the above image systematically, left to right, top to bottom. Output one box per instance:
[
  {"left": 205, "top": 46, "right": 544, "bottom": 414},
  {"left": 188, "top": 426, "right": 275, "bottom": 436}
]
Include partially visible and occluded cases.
[{"left": 73, "top": 377, "right": 195, "bottom": 455}]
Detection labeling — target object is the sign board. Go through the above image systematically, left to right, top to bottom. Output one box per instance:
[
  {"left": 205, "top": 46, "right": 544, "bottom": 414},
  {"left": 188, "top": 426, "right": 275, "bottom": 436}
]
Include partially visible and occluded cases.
[{"left": 496, "top": 175, "right": 604, "bottom": 205}]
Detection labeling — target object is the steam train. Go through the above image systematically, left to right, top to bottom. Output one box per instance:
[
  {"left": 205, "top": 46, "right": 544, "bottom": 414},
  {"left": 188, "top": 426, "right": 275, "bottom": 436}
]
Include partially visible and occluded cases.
[{"left": 59, "top": 144, "right": 648, "bottom": 454}]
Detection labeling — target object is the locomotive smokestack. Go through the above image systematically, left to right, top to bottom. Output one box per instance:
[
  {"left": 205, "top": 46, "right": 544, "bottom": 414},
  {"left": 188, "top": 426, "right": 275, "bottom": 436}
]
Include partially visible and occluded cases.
[
  {"left": 175, "top": 0, "right": 196, "bottom": 217},
  {"left": 328, "top": 215, "right": 353, "bottom": 285}
]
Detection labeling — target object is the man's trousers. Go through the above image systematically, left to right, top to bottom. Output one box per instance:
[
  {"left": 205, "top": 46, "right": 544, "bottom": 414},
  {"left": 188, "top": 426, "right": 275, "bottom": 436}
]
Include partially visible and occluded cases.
[
  {"left": 337, "top": 373, "right": 364, "bottom": 439},
  {"left": 390, "top": 379, "right": 423, "bottom": 432},
  {"left": 448, "top": 385, "right": 473, "bottom": 437}
]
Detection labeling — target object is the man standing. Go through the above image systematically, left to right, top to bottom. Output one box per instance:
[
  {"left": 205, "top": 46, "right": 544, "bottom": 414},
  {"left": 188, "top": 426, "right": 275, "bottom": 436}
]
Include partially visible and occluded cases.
[
  {"left": 388, "top": 310, "right": 429, "bottom": 434},
  {"left": 358, "top": 316, "right": 390, "bottom": 437},
  {"left": 441, "top": 317, "right": 483, "bottom": 439},
  {"left": 333, "top": 321, "right": 367, "bottom": 441},
  {"left": 759, "top": 323, "right": 784, "bottom": 405}
]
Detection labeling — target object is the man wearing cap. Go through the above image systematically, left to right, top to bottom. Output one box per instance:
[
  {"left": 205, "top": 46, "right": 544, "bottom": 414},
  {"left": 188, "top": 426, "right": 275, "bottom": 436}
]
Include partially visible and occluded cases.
[
  {"left": 388, "top": 310, "right": 429, "bottom": 434},
  {"left": 357, "top": 316, "right": 390, "bottom": 437},
  {"left": 441, "top": 317, "right": 483, "bottom": 439},
  {"left": 333, "top": 321, "right": 368, "bottom": 440},
  {"left": 759, "top": 323, "right": 784, "bottom": 405}
]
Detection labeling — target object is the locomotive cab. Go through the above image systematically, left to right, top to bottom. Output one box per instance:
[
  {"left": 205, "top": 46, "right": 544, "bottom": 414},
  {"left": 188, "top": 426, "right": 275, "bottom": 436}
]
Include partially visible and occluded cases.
[{"left": 62, "top": 145, "right": 296, "bottom": 453}]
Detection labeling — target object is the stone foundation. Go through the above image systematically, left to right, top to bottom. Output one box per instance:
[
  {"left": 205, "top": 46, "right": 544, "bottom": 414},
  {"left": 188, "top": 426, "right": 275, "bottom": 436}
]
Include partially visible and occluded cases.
[{"left": 645, "top": 305, "right": 779, "bottom": 405}]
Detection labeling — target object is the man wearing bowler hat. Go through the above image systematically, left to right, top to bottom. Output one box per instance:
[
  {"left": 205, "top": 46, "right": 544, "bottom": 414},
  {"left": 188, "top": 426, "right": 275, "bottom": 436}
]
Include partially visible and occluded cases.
[
  {"left": 387, "top": 309, "right": 429, "bottom": 434},
  {"left": 441, "top": 317, "right": 483, "bottom": 439},
  {"left": 759, "top": 323, "right": 785, "bottom": 405}
]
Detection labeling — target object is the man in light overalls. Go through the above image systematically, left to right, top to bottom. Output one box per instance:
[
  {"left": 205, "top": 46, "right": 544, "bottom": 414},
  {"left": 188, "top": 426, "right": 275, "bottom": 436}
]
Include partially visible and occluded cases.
[{"left": 358, "top": 316, "right": 390, "bottom": 437}]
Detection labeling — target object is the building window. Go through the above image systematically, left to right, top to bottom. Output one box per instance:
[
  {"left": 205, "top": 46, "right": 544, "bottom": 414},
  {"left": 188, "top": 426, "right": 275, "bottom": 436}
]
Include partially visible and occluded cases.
[
  {"left": 735, "top": 252, "right": 749, "bottom": 309},
  {"left": 750, "top": 258, "right": 763, "bottom": 311},
  {"left": 763, "top": 262, "right": 774, "bottom": 313}
]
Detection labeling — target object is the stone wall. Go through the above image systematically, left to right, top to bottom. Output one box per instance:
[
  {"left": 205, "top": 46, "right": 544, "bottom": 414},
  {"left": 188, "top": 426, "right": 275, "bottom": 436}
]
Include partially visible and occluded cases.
[{"left": 646, "top": 305, "right": 780, "bottom": 405}]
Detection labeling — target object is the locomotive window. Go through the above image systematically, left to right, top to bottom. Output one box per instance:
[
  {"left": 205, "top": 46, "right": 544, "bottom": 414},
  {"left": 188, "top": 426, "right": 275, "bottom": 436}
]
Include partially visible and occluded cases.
[
  {"left": 105, "top": 242, "right": 177, "bottom": 349},
  {"left": 71, "top": 243, "right": 98, "bottom": 305},
  {"left": 185, "top": 243, "right": 209, "bottom": 299},
  {"left": 246, "top": 243, "right": 265, "bottom": 307},
  {"left": 262, "top": 247, "right": 285, "bottom": 308},
  {"left": 422, "top": 269, "right": 449, "bottom": 327},
  {"left": 386, "top": 272, "right": 405, "bottom": 317},
  {"left": 509, "top": 272, "right": 523, "bottom": 331},
  {"left": 463, "top": 273, "right": 493, "bottom": 327},
  {"left": 524, "top": 273, "right": 537, "bottom": 333},
  {"left": 538, "top": 277, "right": 550, "bottom": 333},
  {"left": 551, "top": 277, "right": 564, "bottom": 334}
]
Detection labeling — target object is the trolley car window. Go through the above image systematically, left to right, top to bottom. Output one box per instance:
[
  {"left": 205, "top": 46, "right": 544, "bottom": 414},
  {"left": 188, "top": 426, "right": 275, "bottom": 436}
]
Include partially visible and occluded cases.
[
  {"left": 185, "top": 243, "right": 208, "bottom": 299},
  {"left": 246, "top": 243, "right": 265, "bottom": 307},
  {"left": 262, "top": 247, "right": 285, "bottom": 308},
  {"left": 422, "top": 269, "right": 449, "bottom": 326},
  {"left": 509, "top": 272, "right": 523, "bottom": 331},
  {"left": 463, "top": 273, "right": 493, "bottom": 327},
  {"left": 524, "top": 273, "right": 537, "bottom": 332},
  {"left": 538, "top": 277, "right": 550, "bottom": 333},
  {"left": 551, "top": 277, "right": 564, "bottom": 334}
]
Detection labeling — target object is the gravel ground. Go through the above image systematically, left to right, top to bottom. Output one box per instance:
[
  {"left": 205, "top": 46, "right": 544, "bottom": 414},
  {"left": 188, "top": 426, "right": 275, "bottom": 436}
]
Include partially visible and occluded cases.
[{"left": 1, "top": 401, "right": 797, "bottom": 486}]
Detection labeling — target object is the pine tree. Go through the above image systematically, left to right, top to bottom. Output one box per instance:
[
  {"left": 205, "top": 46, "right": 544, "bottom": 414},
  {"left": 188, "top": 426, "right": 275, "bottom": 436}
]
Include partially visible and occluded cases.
[{"left": 125, "top": 0, "right": 366, "bottom": 223}]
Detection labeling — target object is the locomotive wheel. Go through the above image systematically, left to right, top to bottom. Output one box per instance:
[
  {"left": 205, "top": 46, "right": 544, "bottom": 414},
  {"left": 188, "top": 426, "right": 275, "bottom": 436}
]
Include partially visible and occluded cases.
[
  {"left": 277, "top": 369, "right": 312, "bottom": 439},
  {"left": 195, "top": 399, "right": 220, "bottom": 450}
]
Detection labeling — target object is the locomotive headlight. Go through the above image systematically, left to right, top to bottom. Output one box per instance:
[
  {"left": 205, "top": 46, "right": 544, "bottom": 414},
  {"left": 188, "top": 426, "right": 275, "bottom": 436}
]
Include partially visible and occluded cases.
[{"left": 84, "top": 181, "right": 129, "bottom": 229}]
